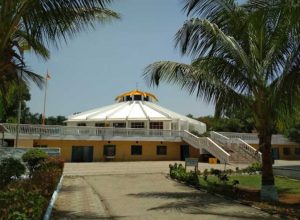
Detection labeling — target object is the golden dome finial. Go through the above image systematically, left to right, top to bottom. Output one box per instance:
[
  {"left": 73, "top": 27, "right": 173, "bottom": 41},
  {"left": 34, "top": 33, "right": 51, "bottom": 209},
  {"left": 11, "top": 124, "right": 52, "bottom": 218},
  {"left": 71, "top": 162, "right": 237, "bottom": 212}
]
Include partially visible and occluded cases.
[{"left": 115, "top": 89, "right": 158, "bottom": 102}]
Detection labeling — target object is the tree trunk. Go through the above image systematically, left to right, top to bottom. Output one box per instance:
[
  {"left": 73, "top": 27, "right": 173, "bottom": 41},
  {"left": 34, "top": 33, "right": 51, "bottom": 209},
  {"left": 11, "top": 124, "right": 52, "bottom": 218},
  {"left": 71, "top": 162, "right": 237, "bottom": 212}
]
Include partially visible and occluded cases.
[{"left": 258, "top": 131, "right": 278, "bottom": 201}]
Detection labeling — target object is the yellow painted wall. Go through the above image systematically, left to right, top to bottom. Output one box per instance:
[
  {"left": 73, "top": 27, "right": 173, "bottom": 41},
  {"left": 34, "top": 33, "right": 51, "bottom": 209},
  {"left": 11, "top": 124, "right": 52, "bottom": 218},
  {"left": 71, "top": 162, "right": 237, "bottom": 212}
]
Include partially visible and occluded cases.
[
  {"left": 15, "top": 139, "right": 33, "bottom": 147},
  {"left": 33, "top": 139, "right": 199, "bottom": 162},
  {"left": 251, "top": 144, "right": 300, "bottom": 160},
  {"left": 189, "top": 145, "right": 200, "bottom": 158}
]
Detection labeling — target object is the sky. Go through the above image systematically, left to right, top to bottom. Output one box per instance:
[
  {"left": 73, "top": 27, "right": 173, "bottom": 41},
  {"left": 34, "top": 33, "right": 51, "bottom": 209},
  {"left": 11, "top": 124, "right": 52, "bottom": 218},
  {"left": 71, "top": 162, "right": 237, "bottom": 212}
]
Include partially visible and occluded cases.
[{"left": 25, "top": 0, "right": 215, "bottom": 118}]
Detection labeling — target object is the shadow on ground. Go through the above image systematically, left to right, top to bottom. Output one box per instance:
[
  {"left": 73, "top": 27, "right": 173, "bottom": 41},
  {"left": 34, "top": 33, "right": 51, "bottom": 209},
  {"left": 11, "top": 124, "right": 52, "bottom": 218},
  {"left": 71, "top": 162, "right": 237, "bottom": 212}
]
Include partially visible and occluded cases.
[
  {"left": 128, "top": 191, "right": 272, "bottom": 219},
  {"left": 51, "top": 209, "right": 126, "bottom": 220}
]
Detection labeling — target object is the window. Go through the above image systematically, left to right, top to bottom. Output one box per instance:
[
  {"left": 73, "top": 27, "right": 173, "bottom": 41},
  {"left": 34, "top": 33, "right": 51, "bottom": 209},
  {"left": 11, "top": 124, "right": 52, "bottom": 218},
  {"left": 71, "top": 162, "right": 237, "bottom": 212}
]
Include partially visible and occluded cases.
[
  {"left": 126, "top": 95, "right": 132, "bottom": 101},
  {"left": 134, "top": 95, "right": 142, "bottom": 100},
  {"left": 144, "top": 96, "right": 149, "bottom": 101},
  {"left": 113, "top": 122, "right": 126, "bottom": 128},
  {"left": 131, "top": 122, "right": 144, "bottom": 128},
  {"left": 150, "top": 122, "right": 163, "bottom": 129},
  {"left": 77, "top": 123, "right": 86, "bottom": 126},
  {"left": 95, "top": 123, "right": 105, "bottom": 127},
  {"left": 34, "top": 145, "right": 47, "bottom": 148},
  {"left": 103, "top": 145, "right": 116, "bottom": 157},
  {"left": 131, "top": 145, "right": 142, "bottom": 155},
  {"left": 157, "top": 146, "right": 167, "bottom": 155},
  {"left": 283, "top": 147, "right": 290, "bottom": 155},
  {"left": 295, "top": 148, "right": 300, "bottom": 155}
]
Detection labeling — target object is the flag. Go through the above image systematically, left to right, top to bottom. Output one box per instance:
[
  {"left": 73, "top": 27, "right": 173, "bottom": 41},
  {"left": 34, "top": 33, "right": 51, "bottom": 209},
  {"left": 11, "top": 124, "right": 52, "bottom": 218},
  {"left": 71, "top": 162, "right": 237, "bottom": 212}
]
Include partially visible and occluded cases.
[{"left": 46, "top": 71, "right": 51, "bottom": 80}]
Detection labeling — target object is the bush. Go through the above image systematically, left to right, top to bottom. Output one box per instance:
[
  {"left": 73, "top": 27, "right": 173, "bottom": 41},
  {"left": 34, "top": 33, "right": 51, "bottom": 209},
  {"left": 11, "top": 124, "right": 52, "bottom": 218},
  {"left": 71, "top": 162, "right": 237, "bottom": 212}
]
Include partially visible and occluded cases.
[
  {"left": 22, "top": 149, "right": 48, "bottom": 176},
  {"left": 40, "top": 156, "right": 64, "bottom": 171},
  {"left": 30, "top": 157, "right": 64, "bottom": 198},
  {"left": 0, "top": 158, "right": 25, "bottom": 189},
  {"left": 169, "top": 163, "right": 200, "bottom": 187},
  {"left": 241, "top": 163, "right": 262, "bottom": 174},
  {"left": 31, "top": 168, "right": 62, "bottom": 198},
  {"left": 0, "top": 189, "right": 47, "bottom": 220}
]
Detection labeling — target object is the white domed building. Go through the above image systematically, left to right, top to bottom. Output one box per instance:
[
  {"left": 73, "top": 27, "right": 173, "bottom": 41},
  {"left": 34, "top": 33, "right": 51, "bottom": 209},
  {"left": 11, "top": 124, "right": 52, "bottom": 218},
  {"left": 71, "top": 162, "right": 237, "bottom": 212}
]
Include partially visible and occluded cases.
[
  {"left": 66, "top": 89, "right": 206, "bottom": 134},
  {"left": 2, "top": 90, "right": 210, "bottom": 162}
]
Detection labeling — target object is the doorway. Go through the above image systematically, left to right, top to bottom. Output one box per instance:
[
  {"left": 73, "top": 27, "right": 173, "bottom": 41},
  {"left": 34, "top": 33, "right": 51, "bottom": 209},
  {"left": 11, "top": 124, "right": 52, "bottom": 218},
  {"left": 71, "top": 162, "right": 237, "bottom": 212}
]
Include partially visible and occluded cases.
[
  {"left": 180, "top": 145, "right": 190, "bottom": 161},
  {"left": 71, "top": 146, "right": 94, "bottom": 162},
  {"left": 272, "top": 148, "right": 280, "bottom": 160}
]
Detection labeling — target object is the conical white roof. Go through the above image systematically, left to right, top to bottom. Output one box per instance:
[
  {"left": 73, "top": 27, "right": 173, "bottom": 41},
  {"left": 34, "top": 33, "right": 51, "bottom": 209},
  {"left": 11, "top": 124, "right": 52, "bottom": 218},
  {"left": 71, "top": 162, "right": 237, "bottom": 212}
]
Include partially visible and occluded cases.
[{"left": 66, "top": 90, "right": 206, "bottom": 133}]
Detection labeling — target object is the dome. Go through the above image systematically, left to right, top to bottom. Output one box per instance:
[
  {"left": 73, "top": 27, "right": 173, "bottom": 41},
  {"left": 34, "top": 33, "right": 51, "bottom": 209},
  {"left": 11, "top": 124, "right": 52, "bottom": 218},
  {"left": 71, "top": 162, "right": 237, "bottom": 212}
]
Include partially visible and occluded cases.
[
  {"left": 115, "top": 89, "right": 158, "bottom": 102},
  {"left": 66, "top": 90, "right": 206, "bottom": 134}
]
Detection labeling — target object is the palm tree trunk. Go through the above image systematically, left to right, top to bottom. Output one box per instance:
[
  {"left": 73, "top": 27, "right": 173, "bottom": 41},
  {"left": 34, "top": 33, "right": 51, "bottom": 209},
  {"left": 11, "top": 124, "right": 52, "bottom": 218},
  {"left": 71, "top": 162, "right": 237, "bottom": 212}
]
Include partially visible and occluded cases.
[{"left": 258, "top": 131, "right": 278, "bottom": 201}]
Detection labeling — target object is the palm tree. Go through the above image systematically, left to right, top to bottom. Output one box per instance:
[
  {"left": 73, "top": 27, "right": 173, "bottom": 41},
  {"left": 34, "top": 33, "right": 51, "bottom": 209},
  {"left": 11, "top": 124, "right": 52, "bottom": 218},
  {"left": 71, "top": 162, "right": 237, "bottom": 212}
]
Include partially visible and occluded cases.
[
  {"left": 0, "top": 0, "right": 119, "bottom": 96},
  {"left": 144, "top": 0, "right": 300, "bottom": 201}
]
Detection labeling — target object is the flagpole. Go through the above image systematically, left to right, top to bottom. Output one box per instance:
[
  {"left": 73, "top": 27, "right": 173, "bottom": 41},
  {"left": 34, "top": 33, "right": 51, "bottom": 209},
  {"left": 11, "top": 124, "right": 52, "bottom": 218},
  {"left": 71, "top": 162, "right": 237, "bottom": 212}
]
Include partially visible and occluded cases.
[{"left": 42, "top": 72, "right": 48, "bottom": 125}]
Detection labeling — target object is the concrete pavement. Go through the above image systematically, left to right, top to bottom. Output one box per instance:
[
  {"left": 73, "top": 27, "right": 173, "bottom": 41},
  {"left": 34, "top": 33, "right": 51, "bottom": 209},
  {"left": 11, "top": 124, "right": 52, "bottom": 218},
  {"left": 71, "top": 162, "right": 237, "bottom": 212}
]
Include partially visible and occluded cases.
[
  {"left": 62, "top": 161, "right": 249, "bottom": 176},
  {"left": 52, "top": 162, "right": 272, "bottom": 220}
]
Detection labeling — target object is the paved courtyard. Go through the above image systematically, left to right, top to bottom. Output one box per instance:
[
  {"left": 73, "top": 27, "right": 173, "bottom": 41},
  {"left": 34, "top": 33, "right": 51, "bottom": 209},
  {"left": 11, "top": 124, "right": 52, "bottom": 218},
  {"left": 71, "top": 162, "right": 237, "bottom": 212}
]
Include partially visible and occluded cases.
[
  {"left": 62, "top": 161, "right": 249, "bottom": 176},
  {"left": 52, "top": 162, "right": 272, "bottom": 220}
]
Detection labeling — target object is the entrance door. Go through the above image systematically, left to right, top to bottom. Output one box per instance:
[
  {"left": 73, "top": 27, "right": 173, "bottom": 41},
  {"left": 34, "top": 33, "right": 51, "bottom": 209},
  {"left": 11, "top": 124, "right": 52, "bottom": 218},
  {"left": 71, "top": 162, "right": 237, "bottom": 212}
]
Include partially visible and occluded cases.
[
  {"left": 180, "top": 145, "right": 190, "bottom": 161},
  {"left": 71, "top": 146, "right": 93, "bottom": 162},
  {"left": 272, "top": 148, "right": 279, "bottom": 160}
]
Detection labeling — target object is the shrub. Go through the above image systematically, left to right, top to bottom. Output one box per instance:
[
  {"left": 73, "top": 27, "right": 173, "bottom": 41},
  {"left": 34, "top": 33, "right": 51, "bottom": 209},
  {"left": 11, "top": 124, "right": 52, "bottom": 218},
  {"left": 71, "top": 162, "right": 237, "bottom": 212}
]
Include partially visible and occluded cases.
[
  {"left": 22, "top": 149, "right": 48, "bottom": 176},
  {"left": 40, "top": 156, "right": 64, "bottom": 171},
  {"left": 29, "top": 157, "right": 64, "bottom": 198},
  {"left": 0, "top": 158, "right": 25, "bottom": 189},
  {"left": 241, "top": 162, "right": 262, "bottom": 174},
  {"left": 169, "top": 163, "right": 200, "bottom": 187},
  {"left": 31, "top": 168, "right": 62, "bottom": 198},
  {"left": 210, "top": 168, "right": 221, "bottom": 176},
  {"left": 203, "top": 169, "right": 209, "bottom": 176},
  {"left": 186, "top": 171, "right": 200, "bottom": 186},
  {"left": 0, "top": 189, "right": 47, "bottom": 220}
]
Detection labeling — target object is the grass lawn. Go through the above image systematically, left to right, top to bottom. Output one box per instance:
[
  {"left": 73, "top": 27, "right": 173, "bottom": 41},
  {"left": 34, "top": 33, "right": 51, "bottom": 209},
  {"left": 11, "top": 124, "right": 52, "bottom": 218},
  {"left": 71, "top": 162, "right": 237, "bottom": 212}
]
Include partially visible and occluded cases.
[{"left": 199, "top": 175, "right": 300, "bottom": 195}]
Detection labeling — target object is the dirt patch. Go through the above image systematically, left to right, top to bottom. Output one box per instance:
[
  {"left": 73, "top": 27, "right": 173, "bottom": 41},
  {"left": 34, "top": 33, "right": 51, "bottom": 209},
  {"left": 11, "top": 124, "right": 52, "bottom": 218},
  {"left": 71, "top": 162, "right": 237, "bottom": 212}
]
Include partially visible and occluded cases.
[
  {"left": 237, "top": 187, "right": 260, "bottom": 201},
  {"left": 279, "top": 194, "right": 300, "bottom": 205}
]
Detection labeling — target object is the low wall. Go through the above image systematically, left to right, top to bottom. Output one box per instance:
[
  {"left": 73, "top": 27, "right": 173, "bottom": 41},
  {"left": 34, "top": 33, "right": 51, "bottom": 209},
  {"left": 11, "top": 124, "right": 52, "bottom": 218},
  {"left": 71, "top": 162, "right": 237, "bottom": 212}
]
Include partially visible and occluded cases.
[
  {"left": 0, "top": 147, "right": 60, "bottom": 161},
  {"left": 273, "top": 166, "right": 300, "bottom": 180}
]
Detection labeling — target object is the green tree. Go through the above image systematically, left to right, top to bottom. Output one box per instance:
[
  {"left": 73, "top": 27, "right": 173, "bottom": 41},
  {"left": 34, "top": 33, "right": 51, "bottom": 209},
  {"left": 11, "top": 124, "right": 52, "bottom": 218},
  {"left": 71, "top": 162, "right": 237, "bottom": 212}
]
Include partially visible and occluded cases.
[
  {"left": 0, "top": 0, "right": 120, "bottom": 98},
  {"left": 144, "top": 0, "right": 300, "bottom": 201},
  {"left": 0, "top": 81, "right": 30, "bottom": 122},
  {"left": 45, "top": 115, "right": 67, "bottom": 125}
]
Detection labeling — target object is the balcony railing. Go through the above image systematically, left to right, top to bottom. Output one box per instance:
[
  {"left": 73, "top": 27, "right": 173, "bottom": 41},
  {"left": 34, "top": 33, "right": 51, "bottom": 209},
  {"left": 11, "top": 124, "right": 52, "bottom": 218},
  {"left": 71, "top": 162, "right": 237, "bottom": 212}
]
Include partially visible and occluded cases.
[
  {"left": 2, "top": 123, "right": 182, "bottom": 140},
  {"left": 218, "top": 132, "right": 295, "bottom": 145}
]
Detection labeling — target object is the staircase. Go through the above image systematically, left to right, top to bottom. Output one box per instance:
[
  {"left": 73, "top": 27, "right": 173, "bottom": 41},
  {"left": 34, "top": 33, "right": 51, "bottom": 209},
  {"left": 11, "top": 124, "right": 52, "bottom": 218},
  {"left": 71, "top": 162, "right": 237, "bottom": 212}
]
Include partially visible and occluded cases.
[
  {"left": 181, "top": 130, "right": 262, "bottom": 165},
  {"left": 182, "top": 130, "right": 230, "bottom": 164},
  {"left": 210, "top": 131, "right": 262, "bottom": 164}
]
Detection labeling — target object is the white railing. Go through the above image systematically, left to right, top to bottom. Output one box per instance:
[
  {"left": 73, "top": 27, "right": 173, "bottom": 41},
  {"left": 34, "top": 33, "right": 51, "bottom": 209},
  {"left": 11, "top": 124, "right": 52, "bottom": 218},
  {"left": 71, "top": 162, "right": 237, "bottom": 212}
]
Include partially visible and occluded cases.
[
  {"left": 2, "top": 123, "right": 181, "bottom": 139},
  {"left": 181, "top": 130, "right": 199, "bottom": 147},
  {"left": 182, "top": 130, "right": 230, "bottom": 164},
  {"left": 210, "top": 131, "right": 230, "bottom": 145},
  {"left": 211, "top": 131, "right": 262, "bottom": 163},
  {"left": 218, "top": 132, "right": 295, "bottom": 145},
  {"left": 218, "top": 132, "right": 258, "bottom": 141},
  {"left": 232, "top": 138, "right": 262, "bottom": 163}
]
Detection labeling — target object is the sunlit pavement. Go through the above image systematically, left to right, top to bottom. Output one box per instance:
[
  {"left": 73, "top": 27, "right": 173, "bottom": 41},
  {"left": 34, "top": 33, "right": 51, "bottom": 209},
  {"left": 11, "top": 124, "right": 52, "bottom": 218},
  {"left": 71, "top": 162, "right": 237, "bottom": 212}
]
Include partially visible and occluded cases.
[
  {"left": 62, "top": 161, "right": 249, "bottom": 176},
  {"left": 52, "top": 162, "right": 271, "bottom": 220}
]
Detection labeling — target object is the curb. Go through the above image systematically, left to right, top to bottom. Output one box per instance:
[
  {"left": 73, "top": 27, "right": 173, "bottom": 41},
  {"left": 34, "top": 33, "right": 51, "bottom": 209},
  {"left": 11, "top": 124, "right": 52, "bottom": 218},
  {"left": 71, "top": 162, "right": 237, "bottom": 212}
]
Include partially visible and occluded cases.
[{"left": 43, "top": 175, "right": 64, "bottom": 220}]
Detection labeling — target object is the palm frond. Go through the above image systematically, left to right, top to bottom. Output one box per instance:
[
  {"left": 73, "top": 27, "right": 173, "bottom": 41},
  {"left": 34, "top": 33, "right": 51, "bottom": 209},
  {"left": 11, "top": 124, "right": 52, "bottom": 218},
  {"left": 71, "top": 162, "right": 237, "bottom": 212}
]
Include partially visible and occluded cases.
[{"left": 144, "top": 61, "right": 248, "bottom": 110}]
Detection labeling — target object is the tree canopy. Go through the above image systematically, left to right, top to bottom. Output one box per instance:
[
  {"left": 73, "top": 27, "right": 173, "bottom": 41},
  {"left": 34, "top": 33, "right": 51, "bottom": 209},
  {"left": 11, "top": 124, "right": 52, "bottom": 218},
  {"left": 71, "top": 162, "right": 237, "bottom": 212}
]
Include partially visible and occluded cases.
[{"left": 144, "top": 0, "right": 300, "bottom": 201}]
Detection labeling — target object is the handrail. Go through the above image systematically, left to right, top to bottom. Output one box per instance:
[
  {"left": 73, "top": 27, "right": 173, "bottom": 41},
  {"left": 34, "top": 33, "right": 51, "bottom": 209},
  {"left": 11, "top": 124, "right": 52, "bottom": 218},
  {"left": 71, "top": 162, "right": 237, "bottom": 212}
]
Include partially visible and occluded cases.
[
  {"left": 2, "top": 123, "right": 181, "bottom": 139},
  {"left": 182, "top": 130, "right": 230, "bottom": 163},
  {"left": 210, "top": 131, "right": 229, "bottom": 145},
  {"left": 211, "top": 131, "right": 262, "bottom": 163},
  {"left": 207, "top": 137, "right": 230, "bottom": 157},
  {"left": 235, "top": 138, "right": 262, "bottom": 163}
]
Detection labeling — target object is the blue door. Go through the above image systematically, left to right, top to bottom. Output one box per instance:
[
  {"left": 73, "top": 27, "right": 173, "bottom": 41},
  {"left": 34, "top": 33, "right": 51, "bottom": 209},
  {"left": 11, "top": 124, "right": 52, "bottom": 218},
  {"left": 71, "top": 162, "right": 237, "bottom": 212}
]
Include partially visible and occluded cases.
[
  {"left": 180, "top": 145, "right": 190, "bottom": 161},
  {"left": 71, "top": 146, "right": 93, "bottom": 162},
  {"left": 271, "top": 148, "right": 279, "bottom": 160}
]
